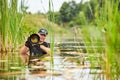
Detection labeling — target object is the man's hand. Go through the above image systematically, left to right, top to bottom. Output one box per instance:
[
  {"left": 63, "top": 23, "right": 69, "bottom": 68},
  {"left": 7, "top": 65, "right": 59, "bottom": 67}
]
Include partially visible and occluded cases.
[
  {"left": 25, "top": 40, "right": 32, "bottom": 48},
  {"left": 40, "top": 45, "right": 51, "bottom": 55}
]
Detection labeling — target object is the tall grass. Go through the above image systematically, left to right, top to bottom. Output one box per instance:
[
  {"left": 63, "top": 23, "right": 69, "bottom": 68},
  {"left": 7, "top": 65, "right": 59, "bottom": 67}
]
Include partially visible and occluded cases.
[
  {"left": 0, "top": 0, "right": 26, "bottom": 71},
  {"left": 0, "top": 0, "right": 25, "bottom": 52},
  {"left": 0, "top": 0, "right": 9, "bottom": 50},
  {"left": 48, "top": 0, "right": 55, "bottom": 71},
  {"left": 82, "top": 0, "right": 120, "bottom": 80},
  {"left": 95, "top": 0, "right": 120, "bottom": 80}
]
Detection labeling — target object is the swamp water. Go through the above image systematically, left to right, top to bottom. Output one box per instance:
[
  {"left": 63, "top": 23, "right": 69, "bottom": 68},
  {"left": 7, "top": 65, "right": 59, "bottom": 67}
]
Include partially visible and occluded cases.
[{"left": 0, "top": 38, "right": 105, "bottom": 80}]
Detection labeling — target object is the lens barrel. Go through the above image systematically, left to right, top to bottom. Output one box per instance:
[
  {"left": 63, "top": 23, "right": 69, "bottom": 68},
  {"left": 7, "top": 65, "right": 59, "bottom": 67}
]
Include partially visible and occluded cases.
[{"left": 29, "top": 34, "right": 40, "bottom": 44}]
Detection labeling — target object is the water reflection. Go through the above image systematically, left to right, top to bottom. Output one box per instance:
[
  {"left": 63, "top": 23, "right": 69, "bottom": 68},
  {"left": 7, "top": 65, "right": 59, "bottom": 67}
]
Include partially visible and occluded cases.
[
  {"left": 0, "top": 36, "right": 105, "bottom": 80},
  {"left": 0, "top": 53, "right": 105, "bottom": 80}
]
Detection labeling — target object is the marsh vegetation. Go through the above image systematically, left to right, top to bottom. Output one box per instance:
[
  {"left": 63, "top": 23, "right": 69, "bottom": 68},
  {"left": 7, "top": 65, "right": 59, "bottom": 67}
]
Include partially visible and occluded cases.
[{"left": 0, "top": 0, "right": 120, "bottom": 80}]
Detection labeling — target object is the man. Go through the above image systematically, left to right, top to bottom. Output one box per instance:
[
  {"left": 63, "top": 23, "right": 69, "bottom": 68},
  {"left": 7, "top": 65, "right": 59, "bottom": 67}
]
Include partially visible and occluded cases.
[{"left": 20, "top": 28, "right": 50, "bottom": 66}]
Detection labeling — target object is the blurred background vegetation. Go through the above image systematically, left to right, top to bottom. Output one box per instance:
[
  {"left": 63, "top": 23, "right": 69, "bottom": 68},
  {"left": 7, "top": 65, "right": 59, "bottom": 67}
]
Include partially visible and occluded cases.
[{"left": 0, "top": 0, "right": 120, "bottom": 79}]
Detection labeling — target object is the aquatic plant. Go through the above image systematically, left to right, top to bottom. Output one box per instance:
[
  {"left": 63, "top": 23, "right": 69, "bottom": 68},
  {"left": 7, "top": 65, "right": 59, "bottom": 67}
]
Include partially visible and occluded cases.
[{"left": 82, "top": 0, "right": 120, "bottom": 79}]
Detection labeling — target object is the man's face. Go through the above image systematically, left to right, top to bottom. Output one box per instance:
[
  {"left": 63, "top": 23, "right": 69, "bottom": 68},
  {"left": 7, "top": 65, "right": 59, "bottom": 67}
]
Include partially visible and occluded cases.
[{"left": 38, "top": 33, "right": 46, "bottom": 42}]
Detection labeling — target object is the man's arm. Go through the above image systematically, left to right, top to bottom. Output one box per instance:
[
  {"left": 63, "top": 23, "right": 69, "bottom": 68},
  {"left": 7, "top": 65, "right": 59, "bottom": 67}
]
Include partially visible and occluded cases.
[{"left": 20, "top": 45, "right": 29, "bottom": 64}]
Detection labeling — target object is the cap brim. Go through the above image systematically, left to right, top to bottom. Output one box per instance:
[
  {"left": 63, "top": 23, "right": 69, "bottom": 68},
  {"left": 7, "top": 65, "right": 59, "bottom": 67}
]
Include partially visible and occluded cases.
[{"left": 39, "top": 32, "right": 47, "bottom": 35}]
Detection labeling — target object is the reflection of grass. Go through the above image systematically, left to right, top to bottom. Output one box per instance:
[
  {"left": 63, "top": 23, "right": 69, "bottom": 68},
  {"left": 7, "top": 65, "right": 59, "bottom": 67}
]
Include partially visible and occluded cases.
[
  {"left": 0, "top": 52, "right": 23, "bottom": 72},
  {"left": 65, "top": 57, "right": 82, "bottom": 65}
]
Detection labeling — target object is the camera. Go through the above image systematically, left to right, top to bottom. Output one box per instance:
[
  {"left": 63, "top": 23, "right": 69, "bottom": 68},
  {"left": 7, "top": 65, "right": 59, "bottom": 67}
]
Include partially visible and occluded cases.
[{"left": 28, "top": 34, "right": 40, "bottom": 45}]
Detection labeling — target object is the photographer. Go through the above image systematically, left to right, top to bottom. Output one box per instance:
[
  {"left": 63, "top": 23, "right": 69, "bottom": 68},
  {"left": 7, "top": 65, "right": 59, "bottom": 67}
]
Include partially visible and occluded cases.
[{"left": 20, "top": 28, "right": 50, "bottom": 66}]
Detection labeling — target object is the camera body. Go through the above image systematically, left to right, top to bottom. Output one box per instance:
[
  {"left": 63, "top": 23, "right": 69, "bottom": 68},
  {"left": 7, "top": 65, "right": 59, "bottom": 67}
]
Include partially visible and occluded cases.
[{"left": 27, "top": 33, "right": 43, "bottom": 57}]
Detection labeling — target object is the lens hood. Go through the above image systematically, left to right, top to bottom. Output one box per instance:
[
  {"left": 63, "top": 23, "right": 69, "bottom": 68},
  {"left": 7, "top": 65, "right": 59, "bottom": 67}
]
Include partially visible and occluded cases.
[{"left": 29, "top": 34, "right": 40, "bottom": 44}]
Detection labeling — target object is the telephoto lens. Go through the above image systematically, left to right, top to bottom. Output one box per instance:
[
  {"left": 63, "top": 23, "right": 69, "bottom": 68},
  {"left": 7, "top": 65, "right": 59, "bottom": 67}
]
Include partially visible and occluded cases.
[{"left": 29, "top": 34, "right": 40, "bottom": 44}]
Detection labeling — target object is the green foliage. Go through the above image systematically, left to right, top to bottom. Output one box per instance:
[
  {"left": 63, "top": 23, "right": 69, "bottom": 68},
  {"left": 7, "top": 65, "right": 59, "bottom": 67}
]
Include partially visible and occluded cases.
[
  {"left": 0, "top": 0, "right": 26, "bottom": 50},
  {"left": 0, "top": 0, "right": 8, "bottom": 46},
  {"left": 54, "top": 0, "right": 98, "bottom": 27},
  {"left": 93, "top": 0, "right": 120, "bottom": 79},
  {"left": 59, "top": 1, "right": 78, "bottom": 23},
  {"left": 60, "top": 2, "right": 71, "bottom": 22},
  {"left": 74, "top": 11, "right": 87, "bottom": 25},
  {"left": 54, "top": 12, "right": 62, "bottom": 24},
  {"left": 68, "top": 21, "right": 74, "bottom": 27},
  {"left": 82, "top": 26, "right": 103, "bottom": 43}
]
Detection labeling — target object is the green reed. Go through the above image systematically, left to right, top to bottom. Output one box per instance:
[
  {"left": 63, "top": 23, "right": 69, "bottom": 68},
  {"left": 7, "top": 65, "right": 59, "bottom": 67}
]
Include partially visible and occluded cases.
[
  {"left": 0, "top": 0, "right": 26, "bottom": 71},
  {"left": 0, "top": 0, "right": 25, "bottom": 52},
  {"left": 0, "top": 0, "right": 9, "bottom": 50},
  {"left": 34, "top": 0, "right": 55, "bottom": 71},
  {"left": 48, "top": 0, "right": 55, "bottom": 70},
  {"left": 82, "top": 0, "right": 120, "bottom": 80},
  {"left": 96, "top": 0, "right": 120, "bottom": 80}
]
